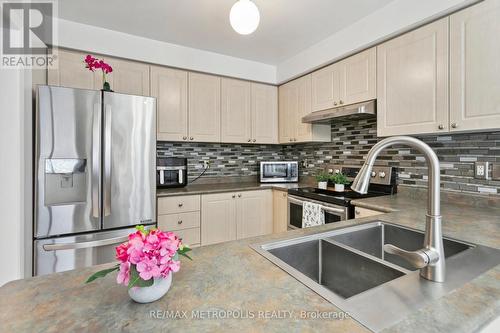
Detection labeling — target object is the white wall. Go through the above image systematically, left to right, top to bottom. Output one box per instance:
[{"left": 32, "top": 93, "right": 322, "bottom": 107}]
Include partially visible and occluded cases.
[
  {"left": 276, "top": 0, "right": 482, "bottom": 83},
  {"left": 56, "top": 19, "right": 277, "bottom": 84}
]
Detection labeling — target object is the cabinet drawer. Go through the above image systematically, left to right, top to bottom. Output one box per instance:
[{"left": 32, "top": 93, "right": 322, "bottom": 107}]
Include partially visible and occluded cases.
[
  {"left": 158, "top": 195, "right": 200, "bottom": 214},
  {"left": 354, "top": 207, "right": 384, "bottom": 219},
  {"left": 158, "top": 211, "right": 200, "bottom": 231},
  {"left": 175, "top": 228, "right": 201, "bottom": 246}
]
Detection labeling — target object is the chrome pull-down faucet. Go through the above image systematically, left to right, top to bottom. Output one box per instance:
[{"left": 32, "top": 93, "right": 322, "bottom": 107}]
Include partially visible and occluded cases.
[{"left": 351, "top": 136, "right": 445, "bottom": 282}]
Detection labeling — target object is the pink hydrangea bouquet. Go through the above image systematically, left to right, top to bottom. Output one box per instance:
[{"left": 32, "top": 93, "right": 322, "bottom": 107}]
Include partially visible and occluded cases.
[
  {"left": 84, "top": 54, "right": 113, "bottom": 91},
  {"left": 86, "top": 226, "right": 191, "bottom": 289}
]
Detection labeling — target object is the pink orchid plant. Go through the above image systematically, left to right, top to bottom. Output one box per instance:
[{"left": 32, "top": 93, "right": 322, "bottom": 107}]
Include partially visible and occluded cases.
[
  {"left": 84, "top": 54, "right": 113, "bottom": 91},
  {"left": 86, "top": 226, "right": 192, "bottom": 289}
]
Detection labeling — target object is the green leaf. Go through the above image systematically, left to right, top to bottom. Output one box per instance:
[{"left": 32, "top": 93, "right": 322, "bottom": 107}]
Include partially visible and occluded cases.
[
  {"left": 177, "top": 247, "right": 193, "bottom": 260},
  {"left": 179, "top": 252, "right": 192, "bottom": 260},
  {"left": 85, "top": 264, "right": 119, "bottom": 283},
  {"left": 128, "top": 264, "right": 154, "bottom": 289}
]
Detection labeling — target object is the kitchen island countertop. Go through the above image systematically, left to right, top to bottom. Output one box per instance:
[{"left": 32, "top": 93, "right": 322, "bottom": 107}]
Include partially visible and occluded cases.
[{"left": 1, "top": 190, "right": 499, "bottom": 333}]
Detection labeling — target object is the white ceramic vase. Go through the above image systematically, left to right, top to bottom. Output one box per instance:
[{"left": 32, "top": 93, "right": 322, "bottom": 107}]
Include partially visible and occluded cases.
[
  {"left": 318, "top": 181, "right": 328, "bottom": 189},
  {"left": 334, "top": 184, "right": 345, "bottom": 192},
  {"left": 128, "top": 273, "right": 172, "bottom": 303}
]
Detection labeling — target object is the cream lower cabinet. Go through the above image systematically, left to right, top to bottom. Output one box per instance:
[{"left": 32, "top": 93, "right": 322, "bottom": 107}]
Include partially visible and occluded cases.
[
  {"left": 449, "top": 0, "right": 500, "bottom": 132},
  {"left": 377, "top": 18, "right": 449, "bottom": 136},
  {"left": 151, "top": 66, "right": 188, "bottom": 141},
  {"left": 279, "top": 75, "right": 330, "bottom": 143},
  {"left": 201, "top": 190, "right": 273, "bottom": 246},
  {"left": 273, "top": 190, "right": 288, "bottom": 233},
  {"left": 157, "top": 195, "right": 201, "bottom": 247},
  {"left": 354, "top": 206, "right": 384, "bottom": 219}
]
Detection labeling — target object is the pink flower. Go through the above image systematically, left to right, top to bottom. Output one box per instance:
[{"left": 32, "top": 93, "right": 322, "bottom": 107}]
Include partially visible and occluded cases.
[
  {"left": 83, "top": 55, "right": 113, "bottom": 74},
  {"left": 128, "top": 231, "right": 145, "bottom": 249},
  {"left": 115, "top": 243, "right": 129, "bottom": 262},
  {"left": 127, "top": 248, "right": 144, "bottom": 265},
  {"left": 136, "top": 258, "right": 161, "bottom": 280},
  {"left": 168, "top": 260, "right": 181, "bottom": 273},
  {"left": 116, "top": 262, "right": 130, "bottom": 286}
]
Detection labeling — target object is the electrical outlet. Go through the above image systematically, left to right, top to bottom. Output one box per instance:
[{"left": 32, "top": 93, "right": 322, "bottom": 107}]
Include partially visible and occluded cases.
[
  {"left": 203, "top": 160, "right": 210, "bottom": 169},
  {"left": 474, "top": 161, "right": 489, "bottom": 180}
]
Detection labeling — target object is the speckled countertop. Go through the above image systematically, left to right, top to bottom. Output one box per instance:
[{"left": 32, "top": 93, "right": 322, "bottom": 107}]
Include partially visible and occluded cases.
[
  {"left": 156, "top": 182, "right": 306, "bottom": 197},
  {"left": 1, "top": 190, "right": 499, "bottom": 332}
]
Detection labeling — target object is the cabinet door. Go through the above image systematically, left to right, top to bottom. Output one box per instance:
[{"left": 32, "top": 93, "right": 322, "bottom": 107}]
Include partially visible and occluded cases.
[
  {"left": 450, "top": 0, "right": 500, "bottom": 132},
  {"left": 377, "top": 18, "right": 449, "bottom": 137},
  {"left": 340, "top": 47, "right": 376, "bottom": 105},
  {"left": 48, "top": 49, "right": 101, "bottom": 89},
  {"left": 105, "top": 57, "right": 150, "bottom": 96},
  {"left": 311, "top": 64, "right": 342, "bottom": 111},
  {"left": 151, "top": 66, "right": 188, "bottom": 141},
  {"left": 188, "top": 73, "right": 221, "bottom": 142},
  {"left": 295, "top": 75, "right": 314, "bottom": 142},
  {"left": 221, "top": 78, "right": 252, "bottom": 143},
  {"left": 278, "top": 82, "right": 296, "bottom": 143},
  {"left": 251, "top": 83, "right": 278, "bottom": 144},
  {"left": 236, "top": 190, "right": 273, "bottom": 239},
  {"left": 272, "top": 190, "right": 288, "bottom": 233},
  {"left": 201, "top": 192, "right": 236, "bottom": 246}
]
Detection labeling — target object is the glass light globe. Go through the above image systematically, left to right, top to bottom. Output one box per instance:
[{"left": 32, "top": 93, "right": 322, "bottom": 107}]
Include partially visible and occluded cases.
[{"left": 229, "top": 0, "right": 260, "bottom": 35}]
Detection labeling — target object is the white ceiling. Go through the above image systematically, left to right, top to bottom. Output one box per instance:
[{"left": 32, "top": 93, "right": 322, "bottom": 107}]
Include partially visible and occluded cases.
[{"left": 58, "top": 0, "right": 394, "bottom": 65}]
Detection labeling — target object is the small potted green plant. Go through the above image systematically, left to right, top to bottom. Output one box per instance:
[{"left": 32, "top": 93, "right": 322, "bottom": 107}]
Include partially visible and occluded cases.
[
  {"left": 315, "top": 171, "right": 330, "bottom": 190},
  {"left": 331, "top": 172, "right": 349, "bottom": 192}
]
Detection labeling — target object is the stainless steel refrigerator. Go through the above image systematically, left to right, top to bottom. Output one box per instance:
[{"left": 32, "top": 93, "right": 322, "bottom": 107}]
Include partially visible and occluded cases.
[{"left": 34, "top": 85, "right": 156, "bottom": 276}]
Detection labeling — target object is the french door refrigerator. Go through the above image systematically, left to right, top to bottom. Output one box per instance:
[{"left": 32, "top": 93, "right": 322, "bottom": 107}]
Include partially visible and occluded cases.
[{"left": 34, "top": 85, "right": 156, "bottom": 276}]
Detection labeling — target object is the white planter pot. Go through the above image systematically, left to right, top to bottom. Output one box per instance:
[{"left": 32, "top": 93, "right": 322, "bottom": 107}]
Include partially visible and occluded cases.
[
  {"left": 318, "top": 181, "right": 328, "bottom": 189},
  {"left": 334, "top": 184, "right": 345, "bottom": 192},
  {"left": 128, "top": 273, "right": 172, "bottom": 303}
]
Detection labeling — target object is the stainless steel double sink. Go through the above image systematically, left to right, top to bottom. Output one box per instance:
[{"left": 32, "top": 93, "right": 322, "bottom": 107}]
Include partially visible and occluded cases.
[{"left": 252, "top": 221, "right": 500, "bottom": 332}]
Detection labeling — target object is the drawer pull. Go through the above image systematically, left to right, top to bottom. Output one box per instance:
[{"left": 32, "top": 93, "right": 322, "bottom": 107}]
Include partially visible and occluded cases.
[
  {"left": 178, "top": 203, "right": 183, "bottom": 207},
  {"left": 355, "top": 210, "right": 361, "bottom": 215},
  {"left": 177, "top": 220, "right": 183, "bottom": 225}
]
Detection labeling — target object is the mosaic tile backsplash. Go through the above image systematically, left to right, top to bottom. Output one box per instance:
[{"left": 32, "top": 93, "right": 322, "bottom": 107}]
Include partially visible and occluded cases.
[{"left": 158, "top": 118, "right": 500, "bottom": 195}]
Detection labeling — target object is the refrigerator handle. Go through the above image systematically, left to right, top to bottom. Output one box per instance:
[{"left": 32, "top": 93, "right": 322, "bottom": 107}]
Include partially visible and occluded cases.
[
  {"left": 91, "top": 103, "right": 101, "bottom": 218},
  {"left": 104, "top": 105, "right": 112, "bottom": 217},
  {"left": 42, "top": 235, "right": 128, "bottom": 251}
]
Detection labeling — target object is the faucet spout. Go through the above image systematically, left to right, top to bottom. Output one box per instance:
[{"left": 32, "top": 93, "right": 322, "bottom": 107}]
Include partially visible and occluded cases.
[{"left": 352, "top": 136, "right": 445, "bottom": 282}]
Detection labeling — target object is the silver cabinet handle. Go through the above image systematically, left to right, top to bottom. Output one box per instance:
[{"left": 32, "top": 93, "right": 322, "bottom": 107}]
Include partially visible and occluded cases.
[
  {"left": 339, "top": 100, "right": 344, "bottom": 105},
  {"left": 333, "top": 101, "right": 338, "bottom": 106},
  {"left": 91, "top": 103, "right": 101, "bottom": 218},
  {"left": 103, "top": 105, "right": 112, "bottom": 217},
  {"left": 451, "top": 123, "right": 458, "bottom": 129},
  {"left": 438, "top": 124, "right": 444, "bottom": 130},
  {"left": 182, "top": 136, "right": 187, "bottom": 140},
  {"left": 190, "top": 137, "right": 194, "bottom": 140},
  {"left": 289, "top": 138, "right": 293, "bottom": 142},
  {"left": 248, "top": 139, "right": 251, "bottom": 142},
  {"left": 253, "top": 139, "right": 256, "bottom": 142},
  {"left": 238, "top": 193, "right": 242, "bottom": 198},
  {"left": 282, "top": 193, "right": 286, "bottom": 198},
  {"left": 232, "top": 194, "right": 236, "bottom": 198},
  {"left": 178, "top": 203, "right": 183, "bottom": 207},
  {"left": 355, "top": 210, "right": 361, "bottom": 215},
  {"left": 177, "top": 220, "right": 183, "bottom": 225},
  {"left": 43, "top": 235, "right": 129, "bottom": 251}
]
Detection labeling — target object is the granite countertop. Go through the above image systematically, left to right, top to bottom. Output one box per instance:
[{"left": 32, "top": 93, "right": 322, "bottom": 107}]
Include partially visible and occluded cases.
[
  {"left": 157, "top": 181, "right": 307, "bottom": 197},
  {"left": 1, "top": 191, "right": 499, "bottom": 332}
]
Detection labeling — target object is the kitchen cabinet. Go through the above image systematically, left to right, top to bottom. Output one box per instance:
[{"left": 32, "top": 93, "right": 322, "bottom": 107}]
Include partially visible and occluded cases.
[
  {"left": 450, "top": 0, "right": 500, "bottom": 132},
  {"left": 377, "top": 18, "right": 449, "bottom": 137},
  {"left": 311, "top": 47, "right": 376, "bottom": 112},
  {"left": 48, "top": 49, "right": 102, "bottom": 90},
  {"left": 104, "top": 57, "right": 150, "bottom": 96},
  {"left": 151, "top": 66, "right": 188, "bottom": 141},
  {"left": 188, "top": 72, "right": 221, "bottom": 142},
  {"left": 278, "top": 75, "right": 330, "bottom": 143},
  {"left": 221, "top": 78, "right": 252, "bottom": 143},
  {"left": 251, "top": 83, "right": 278, "bottom": 144},
  {"left": 201, "top": 190, "right": 273, "bottom": 246},
  {"left": 236, "top": 190, "right": 273, "bottom": 239},
  {"left": 273, "top": 190, "right": 288, "bottom": 233},
  {"left": 157, "top": 195, "right": 201, "bottom": 247},
  {"left": 354, "top": 206, "right": 384, "bottom": 219}
]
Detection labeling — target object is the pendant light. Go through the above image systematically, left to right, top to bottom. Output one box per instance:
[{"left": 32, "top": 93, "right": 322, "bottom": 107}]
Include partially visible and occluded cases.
[{"left": 229, "top": 0, "right": 260, "bottom": 35}]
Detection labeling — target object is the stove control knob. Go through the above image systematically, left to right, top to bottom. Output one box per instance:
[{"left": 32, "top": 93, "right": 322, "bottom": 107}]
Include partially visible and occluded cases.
[
  {"left": 371, "top": 171, "right": 376, "bottom": 178},
  {"left": 379, "top": 171, "right": 386, "bottom": 178}
]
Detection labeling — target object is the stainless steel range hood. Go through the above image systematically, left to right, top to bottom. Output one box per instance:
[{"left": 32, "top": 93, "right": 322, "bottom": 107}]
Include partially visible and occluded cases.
[{"left": 302, "top": 100, "right": 376, "bottom": 124}]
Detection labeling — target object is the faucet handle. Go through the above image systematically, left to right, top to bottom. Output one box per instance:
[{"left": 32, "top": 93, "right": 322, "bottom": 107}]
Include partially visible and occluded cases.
[{"left": 383, "top": 244, "right": 438, "bottom": 269}]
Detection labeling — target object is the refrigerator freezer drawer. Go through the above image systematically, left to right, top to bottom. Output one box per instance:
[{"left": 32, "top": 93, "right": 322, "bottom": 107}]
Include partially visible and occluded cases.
[{"left": 34, "top": 227, "right": 138, "bottom": 276}]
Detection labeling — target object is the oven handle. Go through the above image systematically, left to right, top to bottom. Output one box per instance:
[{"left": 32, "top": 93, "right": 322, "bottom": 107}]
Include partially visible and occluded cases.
[{"left": 288, "top": 196, "right": 346, "bottom": 214}]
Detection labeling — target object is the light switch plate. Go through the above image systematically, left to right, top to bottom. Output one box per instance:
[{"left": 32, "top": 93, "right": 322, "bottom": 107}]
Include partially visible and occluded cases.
[{"left": 475, "top": 161, "right": 489, "bottom": 180}]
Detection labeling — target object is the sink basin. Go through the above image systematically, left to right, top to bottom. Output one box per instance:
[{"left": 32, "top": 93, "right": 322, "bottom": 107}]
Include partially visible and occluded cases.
[
  {"left": 252, "top": 220, "right": 500, "bottom": 332},
  {"left": 327, "top": 223, "right": 471, "bottom": 271},
  {"left": 269, "top": 239, "right": 405, "bottom": 299}
]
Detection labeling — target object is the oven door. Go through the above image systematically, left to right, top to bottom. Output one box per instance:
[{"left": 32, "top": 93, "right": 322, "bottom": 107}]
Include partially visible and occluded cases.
[
  {"left": 260, "top": 162, "right": 293, "bottom": 182},
  {"left": 287, "top": 195, "right": 347, "bottom": 229}
]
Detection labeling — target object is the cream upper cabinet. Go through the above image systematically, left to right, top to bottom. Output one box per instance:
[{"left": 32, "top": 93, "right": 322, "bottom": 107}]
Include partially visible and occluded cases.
[
  {"left": 450, "top": 0, "right": 500, "bottom": 132},
  {"left": 377, "top": 18, "right": 449, "bottom": 137},
  {"left": 340, "top": 47, "right": 376, "bottom": 105},
  {"left": 48, "top": 49, "right": 102, "bottom": 90},
  {"left": 104, "top": 57, "right": 150, "bottom": 96},
  {"left": 311, "top": 63, "right": 343, "bottom": 112},
  {"left": 151, "top": 66, "right": 188, "bottom": 141},
  {"left": 188, "top": 72, "right": 221, "bottom": 143},
  {"left": 295, "top": 75, "right": 315, "bottom": 142},
  {"left": 221, "top": 78, "right": 252, "bottom": 143},
  {"left": 278, "top": 80, "right": 297, "bottom": 143},
  {"left": 251, "top": 83, "right": 278, "bottom": 144},
  {"left": 236, "top": 190, "right": 273, "bottom": 239},
  {"left": 273, "top": 190, "right": 288, "bottom": 233},
  {"left": 201, "top": 192, "right": 236, "bottom": 246}
]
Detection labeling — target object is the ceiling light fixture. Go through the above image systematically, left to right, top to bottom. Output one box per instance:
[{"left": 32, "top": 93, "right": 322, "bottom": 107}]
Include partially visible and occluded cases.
[{"left": 229, "top": 0, "right": 260, "bottom": 35}]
